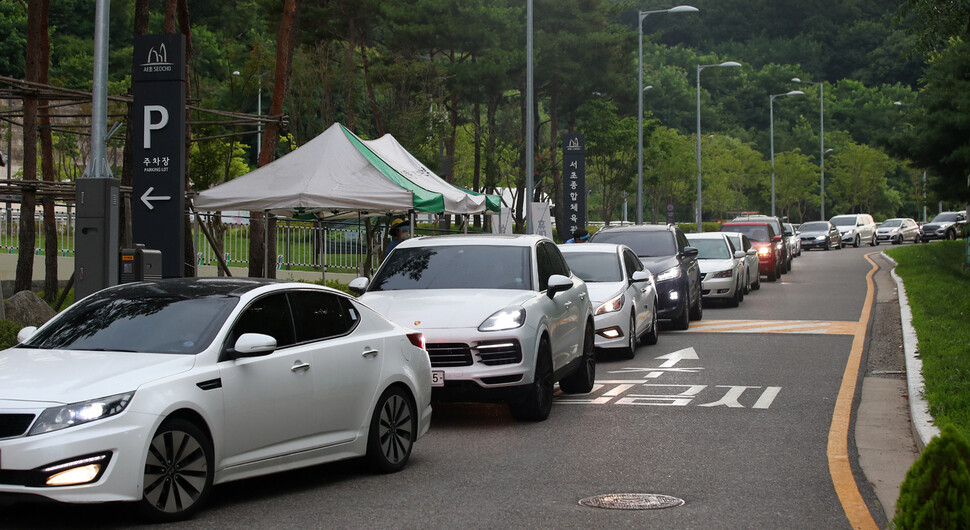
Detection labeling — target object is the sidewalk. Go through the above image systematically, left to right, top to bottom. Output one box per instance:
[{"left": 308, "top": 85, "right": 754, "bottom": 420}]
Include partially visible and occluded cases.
[{"left": 854, "top": 252, "right": 938, "bottom": 525}]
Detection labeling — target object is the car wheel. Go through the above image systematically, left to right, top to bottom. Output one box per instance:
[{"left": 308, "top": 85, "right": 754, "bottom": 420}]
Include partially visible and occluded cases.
[
  {"left": 947, "top": 229, "right": 956, "bottom": 240},
  {"left": 915, "top": 234, "right": 921, "bottom": 244},
  {"left": 853, "top": 235, "right": 861, "bottom": 247},
  {"left": 743, "top": 270, "right": 751, "bottom": 294},
  {"left": 752, "top": 270, "right": 761, "bottom": 290},
  {"left": 737, "top": 276, "right": 744, "bottom": 302},
  {"left": 729, "top": 282, "right": 741, "bottom": 308},
  {"left": 688, "top": 288, "right": 703, "bottom": 321},
  {"left": 671, "top": 296, "right": 690, "bottom": 330},
  {"left": 643, "top": 303, "right": 659, "bottom": 345},
  {"left": 620, "top": 312, "right": 637, "bottom": 360},
  {"left": 560, "top": 320, "right": 596, "bottom": 394},
  {"left": 509, "top": 339, "right": 554, "bottom": 421},
  {"left": 366, "top": 386, "right": 416, "bottom": 473},
  {"left": 138, "top": 418, "right": 214, "bottom": 523}
]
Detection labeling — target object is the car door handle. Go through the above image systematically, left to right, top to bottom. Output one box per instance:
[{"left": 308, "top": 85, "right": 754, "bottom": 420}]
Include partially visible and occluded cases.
[
  {"left": 579, "top": 293, "right": 586, "bottom": 300},
  {"left": 564, "top": 301, "right": 573, "bottom": 308},
  {"left": 362, "top": 348, "right": 379, "bottom": 358},
  {"left": 291, "top": 361, "right": 310, "bottom": 373}
]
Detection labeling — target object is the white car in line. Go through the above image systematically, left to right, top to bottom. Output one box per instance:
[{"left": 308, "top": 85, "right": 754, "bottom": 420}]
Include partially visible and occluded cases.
[
  {"left": 685, "top": 232, "right": 748, "bottom": 307},
  {"left": 722, "top": 232, "right": 761, "bottom": 293},
  {"left": 350, "top": 234, "right": 596, "bottom": 422},
  {"left": 559, "top": 243, "right": 659, "bottom": 359},
  {"left": 0, "top": 278, "right": 433, "bottom": 522}
]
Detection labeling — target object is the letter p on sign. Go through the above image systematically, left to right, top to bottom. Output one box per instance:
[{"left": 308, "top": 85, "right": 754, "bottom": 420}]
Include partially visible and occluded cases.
[{"left": 143, "top": 105, "right": 169, "bottom": 149}]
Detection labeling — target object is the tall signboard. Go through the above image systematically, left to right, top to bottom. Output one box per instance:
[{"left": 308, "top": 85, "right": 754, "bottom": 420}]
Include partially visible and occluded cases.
[
  {"left": 132, "top": 35, "right": 186, "bottom": 278},
  {"left": 561, "top": 134, "right": 586, "bottom": 237}
]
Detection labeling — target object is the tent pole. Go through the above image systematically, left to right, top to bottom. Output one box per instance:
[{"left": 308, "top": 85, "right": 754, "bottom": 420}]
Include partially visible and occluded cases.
[
  {"left": 264, "top": 209, "right": 269, "bottom": 278},
  {"left": 409, "top": 210, "right": 415, "bottom": 235},
  {"left": 464, "top": 214, "right": 468, "bottom": 234},
  {"left": 320, "top": 219, "right": 326, "bottom": 283}
]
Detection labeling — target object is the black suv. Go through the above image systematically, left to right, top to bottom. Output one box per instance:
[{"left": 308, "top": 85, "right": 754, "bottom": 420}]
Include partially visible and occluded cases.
[
  {"left": 731, "top": 215, "right": 792, "bottom": 273},
  {"left": 589, "top": 224, "right": 702, "bottom": 330}
]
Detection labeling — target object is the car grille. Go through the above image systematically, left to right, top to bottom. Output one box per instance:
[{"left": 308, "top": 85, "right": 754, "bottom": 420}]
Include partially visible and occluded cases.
[
  {"left": 923, "top": 224, "right": 940, "bottom": 231},
  {"left": 475, "top": 340, "right": 522, "bottom": 366},
  {"left": 425, "top": 343, "right": 473, "bottom": 367},
  {"left": 0, "top": 413, "right": 35, "bottom": 439}
]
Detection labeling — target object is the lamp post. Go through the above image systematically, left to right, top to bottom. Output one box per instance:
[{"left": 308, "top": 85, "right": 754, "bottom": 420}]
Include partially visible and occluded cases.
[
  {"left": 638, "top": 5, "right": 698, "bottom": 225},
  {"left": 696, "top": 60, "right": 741, "bottom": 232},
  {"left": 792, "top": 77, "right": 825, "bottom": 218},
  {"left": 769, "top": 90, "right": 804, "bottom": 217}
]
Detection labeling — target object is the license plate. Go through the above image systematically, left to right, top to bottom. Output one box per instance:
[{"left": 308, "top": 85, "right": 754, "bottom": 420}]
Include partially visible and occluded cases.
[{"left": 431, "top": 370, "right": 445, "bottom": 387}]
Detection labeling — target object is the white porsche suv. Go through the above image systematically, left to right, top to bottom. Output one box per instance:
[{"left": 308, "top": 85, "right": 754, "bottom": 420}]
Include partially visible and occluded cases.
[{"left": 350, "top": 234, "right": 596, "bottom": 421}]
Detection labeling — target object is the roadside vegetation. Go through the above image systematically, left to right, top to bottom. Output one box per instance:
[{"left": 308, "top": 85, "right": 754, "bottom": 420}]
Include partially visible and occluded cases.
[{"left": 886, "top": 241, "right": 970, "bottom": 439}]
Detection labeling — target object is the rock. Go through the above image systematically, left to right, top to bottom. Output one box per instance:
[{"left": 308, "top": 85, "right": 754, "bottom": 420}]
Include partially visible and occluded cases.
[{"left": 4, "top": 290, "right": 56, "bottom": 328}]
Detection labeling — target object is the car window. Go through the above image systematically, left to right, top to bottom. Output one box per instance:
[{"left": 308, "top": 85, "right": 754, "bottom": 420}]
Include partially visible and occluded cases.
[
  {"left": 931, "top": 213, "right": 959, "bottom": 223},
  {"left": 831, "top": 216, "right": 856, "bottom": 226},
  {"left": 881, "top": 220, "right": 902, "bottom": 227},
  {"left": 799, "top": 221, "right": 829, "bottom": 231},
  {"left": 723, "top": 224, "right": 770, "bottom": 242},
  {"left": 675, "top": 229, "right": 690, "bottom": 251},
  {"left": 591, "top": 230, "right": 677, "bottom": 257},
  {"left": 690, "top": 238, "right": 731, "bottom": 259},
  {"left": 536, "top": 242, "right": 570, "bottom": 291},
  {"left": 543, "top": 242, "right": 572, "bottom": 277},
  {"left": 369, "top": 245, "right": 533, "bottom": 291},
  {"left": 623, "top": 249, "right": 644, "bottom": 276},
  {"left": 562, "top": 251, "right": 622, "bottom": 282},
  {"left": 288, "top": 291, "right": 359, "bottom": 342},
  {"left": 21, "top": 292, "right": 238, "bottom": 355},
  {"left": 228, "top": 293, "right": 296, "bottom": 350}
]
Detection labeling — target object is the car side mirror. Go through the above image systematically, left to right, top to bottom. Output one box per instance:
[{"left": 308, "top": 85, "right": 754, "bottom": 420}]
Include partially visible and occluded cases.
[
  {"left": 772, "top": 235, "right": 783, "bottom": 242},
  {"left": 683, "top": 246, "right": 698, "bottom": 257},
  {"left": 746, "top": 248, "right": 757, "bottom": 256},
  {"left": 734, "top": 250, "right": 747, "bottom": 259},
  {"left": 631, "top": 270, "right": 651, "bottom": 283},
  {"left": 547, "top": 274, "right": 573, "bottom": 298},
  {"left": 348, "top": 277, "right": 369, "bottom": 295},
  {"left": 17, "top": 326, "right": 37, "bottom": 343},
  {"left": 231, "top": 333, "right": 277, "bottom": 359}
]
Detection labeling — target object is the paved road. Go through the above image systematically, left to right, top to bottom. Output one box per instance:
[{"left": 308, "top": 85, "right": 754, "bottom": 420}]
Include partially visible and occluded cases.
[{"left": 0, "top": 244, "right": 902, "bottom": 528}]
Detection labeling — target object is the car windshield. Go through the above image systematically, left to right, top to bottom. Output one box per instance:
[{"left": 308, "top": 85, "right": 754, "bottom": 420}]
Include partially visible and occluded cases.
[
  {"left": 931, "top": 213, "right": 959, "bottom": 223},
  {"left": 831, "top": 216, "right": 856, "bottom": 226},
  {"left": 881, "top": 220, "right": 902, "bottom": 227},
  {"left": 800, "top": 221, "right": 829, "bottom": 231},
  {"left": 723, "top": 225, "right": 770, "bottom": 242},
  {"left": 590, "top": 230, "right": 676, "bottom": 257},
  {"left": 689, "top": 238, "right": 731, "bottom": 259},
  {"left": 369, "top": 245, "right": 533, "bottom": 291},
  {"left": 562, "top": 252, "right": 622, "bottom": 282},
  {"left": 21, "top": 293, "right": 239, "bottom": 354}
]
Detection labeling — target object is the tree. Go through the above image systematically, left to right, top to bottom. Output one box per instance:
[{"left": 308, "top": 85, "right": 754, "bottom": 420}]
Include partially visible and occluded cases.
[
  {"left": 576, "top": 98, "right": 637, "bottom": 225},
  {"left": 642, "top": 126, "right": 695, "bottom": 224},
  {"left": 703, "top": 134, "right": 769, "bottom": 220},
  {"left": 826, "top": 141, "right": 897, "bottom": 214},
  {"left": 770, "top": 149, "right": 819, "bottom": 222}
]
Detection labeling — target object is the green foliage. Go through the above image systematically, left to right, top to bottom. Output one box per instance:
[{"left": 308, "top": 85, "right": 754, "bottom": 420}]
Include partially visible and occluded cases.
[
  {"left": 0, "top": 2, "right": 26, "bottom": 78},
  {"left": 885, "top": 242, "right": 970, "bottom": 437},
  {"left": 0, "top": 319, "right": 21, "bottom": 350},
  {"left": 894, "top": 424, "right": 970, "bottom": 529}
]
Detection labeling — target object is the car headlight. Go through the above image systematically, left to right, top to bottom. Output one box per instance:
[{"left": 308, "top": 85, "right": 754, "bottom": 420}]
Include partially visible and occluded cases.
[
  {"left": 815, "top": 235, "right": 826, "bottom": 241},
  {"left": 758, "top": 246, "right": 772, "bottom": 257},
  {"left": 655, "top": 267, "right": 681, "bottom": 282},
  {"left": 710, "top": 269, "right": 733, "bottom": 278},
  {"left": 595, "top": 294, "right": 625, "bottom": 315},
  {"left": 479, "top": 306, "right": 526, "bottom": 332},
  {"left": 29, "top": 392, "right": 134, "bottom": 436}
]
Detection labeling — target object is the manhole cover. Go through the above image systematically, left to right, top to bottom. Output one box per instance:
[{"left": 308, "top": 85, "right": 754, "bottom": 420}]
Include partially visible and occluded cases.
[{"left": 579, "top": 493, "right": 685, "bottom": 510}]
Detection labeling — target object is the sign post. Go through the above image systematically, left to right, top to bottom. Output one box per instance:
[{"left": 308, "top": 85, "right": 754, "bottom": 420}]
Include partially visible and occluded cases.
[
  {"left": 131, "top": 34, "right": 186, "bottom": 278},
  {"left": 561, "top": 134, "right": 586, "bottom": 238}
]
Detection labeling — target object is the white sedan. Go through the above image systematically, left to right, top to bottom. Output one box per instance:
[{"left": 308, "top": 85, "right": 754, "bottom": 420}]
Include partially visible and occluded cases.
[
  {"left": 685, "top": 232, "right": 748, "bottom": 307},
  {"left": 350, "top": 234, "right": 596, "bottom": 422},
  {"left": 559, "top": 243, "right": 659, "bottom": 359},
  {"left": 0, "top": 278, "right": 433, "bottom": 522}
]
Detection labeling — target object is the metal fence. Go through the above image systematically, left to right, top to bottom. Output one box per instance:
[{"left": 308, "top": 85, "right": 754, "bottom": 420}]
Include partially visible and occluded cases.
[{"left": 0, "top": 208, "right": 375, "bottom": 274}]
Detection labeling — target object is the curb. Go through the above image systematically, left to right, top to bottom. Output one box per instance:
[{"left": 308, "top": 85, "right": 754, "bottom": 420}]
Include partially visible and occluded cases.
[{"left": 881, "top": 252, "right": 940, "bottom": 452}]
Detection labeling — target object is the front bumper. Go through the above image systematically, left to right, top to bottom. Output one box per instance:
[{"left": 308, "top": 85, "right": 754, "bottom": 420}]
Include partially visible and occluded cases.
[
  {"left": 801, "top": 237, "right": 829, "bottom": 249},
  {"left": 700, "top": 275, "right": 735, "bottom": 299},
  {"left": 654, "top": 278, "right": 687, "bottom": 320},
  {"left": 592, "top": 307, "right": 631, "bottom": 350},
  {"left": 423, "top": 327, "right": 538, "bottom": 402},
  {"left": 0, "top": 409, "right": 155, "bottom": 504}
]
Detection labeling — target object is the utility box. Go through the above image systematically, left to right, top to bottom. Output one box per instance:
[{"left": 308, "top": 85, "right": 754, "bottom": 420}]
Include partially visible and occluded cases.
[{"left": 120, "top": 245, "right": 162, "bottom": 283}]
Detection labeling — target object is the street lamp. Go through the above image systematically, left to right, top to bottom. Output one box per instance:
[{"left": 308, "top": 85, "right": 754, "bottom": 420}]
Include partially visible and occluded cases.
[
  {"left": 638, "top": 5, "right": 698, "bottom": 225},
  {"left": 696, "top": 60, "right": 741, "bottom": 232},
  {"left": 233, "top": 70, "right": 263, "bottom": 160},
  {"left": 792, "top": 77, "right": 826, "bottom": 218},
  {"left": 769, "top": 90, "right": 804, "bottom": 217}
]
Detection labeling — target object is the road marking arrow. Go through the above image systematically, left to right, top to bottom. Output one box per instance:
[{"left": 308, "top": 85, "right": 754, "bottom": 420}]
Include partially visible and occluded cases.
[
  {"left": 140, "top": 186, "right": 171, "bottom": 210},
  {"left": 655, "top": 347, "right": 699, "bottom": 367}
]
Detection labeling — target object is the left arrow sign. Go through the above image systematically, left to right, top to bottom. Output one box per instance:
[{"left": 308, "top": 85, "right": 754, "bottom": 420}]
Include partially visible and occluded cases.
[{"left": 140, "top": 186, "right": 172, "bottom": 210}]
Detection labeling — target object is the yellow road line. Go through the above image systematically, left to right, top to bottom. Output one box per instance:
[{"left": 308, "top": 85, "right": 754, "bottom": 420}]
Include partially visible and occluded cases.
[
  {"left": 828, "top": 252, "right": 878, "bottom": 529},
  {"left": 684, "top": 319, "right": 858, "bottom": 335}
]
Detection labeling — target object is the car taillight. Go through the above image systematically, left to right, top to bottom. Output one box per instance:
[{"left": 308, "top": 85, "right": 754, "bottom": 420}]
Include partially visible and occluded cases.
[{"left": 407, "top": 332, "right": 426, "bottom": 350}]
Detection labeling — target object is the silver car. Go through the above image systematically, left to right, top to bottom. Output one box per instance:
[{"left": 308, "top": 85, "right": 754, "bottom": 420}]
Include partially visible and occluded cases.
[
  {"left": 876, "top": 218, "right": 920, "bottom": 244},
  {"left": 686, "top": 232, "right": 748, "bottom": 307},
  {"left": 350, "top": 234, "right": 595, "bottom": 422},
  {"left": 560, "top": 243, "right": 659, "bottom": 360}
]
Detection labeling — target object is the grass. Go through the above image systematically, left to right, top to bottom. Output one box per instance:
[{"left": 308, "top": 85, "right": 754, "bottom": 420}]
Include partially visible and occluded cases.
[{"left": 886, "top": 240, "right": 970, "bottom": 440}]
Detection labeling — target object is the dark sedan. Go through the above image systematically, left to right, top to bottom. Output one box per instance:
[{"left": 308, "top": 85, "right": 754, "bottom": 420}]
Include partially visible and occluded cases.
[{"left": 798, "top": 221, "right": 842, "bottom": 250}]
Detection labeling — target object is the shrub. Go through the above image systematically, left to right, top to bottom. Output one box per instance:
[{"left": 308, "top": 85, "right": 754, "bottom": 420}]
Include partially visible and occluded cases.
[
  {"left": 0, "top": 319, "right": 23, "bottom": 349},
  {"left": 894, "top": 424, "right": 970, "bottom": 529}
]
